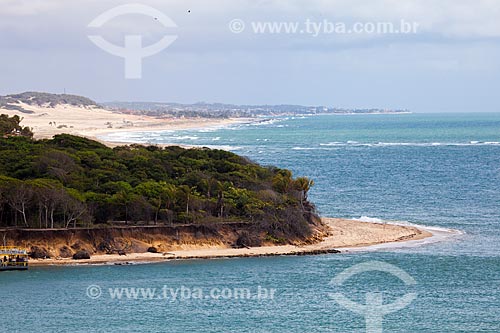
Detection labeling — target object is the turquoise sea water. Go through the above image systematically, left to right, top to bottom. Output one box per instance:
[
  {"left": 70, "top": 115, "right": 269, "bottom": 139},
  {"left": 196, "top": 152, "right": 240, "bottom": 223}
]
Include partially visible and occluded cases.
[{"left": 2, "top": 113, "right": 500, "bottom": 332}]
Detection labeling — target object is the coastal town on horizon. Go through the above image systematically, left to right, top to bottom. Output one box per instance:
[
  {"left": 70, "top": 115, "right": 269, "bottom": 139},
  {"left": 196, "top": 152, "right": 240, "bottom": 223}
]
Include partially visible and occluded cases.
[{"left": 1, "top": 91, "right": 410, "bottom": 118}]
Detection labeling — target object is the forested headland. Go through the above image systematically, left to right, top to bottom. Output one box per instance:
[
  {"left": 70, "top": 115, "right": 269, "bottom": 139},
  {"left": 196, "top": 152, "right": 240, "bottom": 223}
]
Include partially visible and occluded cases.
[{"left": 0, "top": 114, "right": 321, "bottom": 244}]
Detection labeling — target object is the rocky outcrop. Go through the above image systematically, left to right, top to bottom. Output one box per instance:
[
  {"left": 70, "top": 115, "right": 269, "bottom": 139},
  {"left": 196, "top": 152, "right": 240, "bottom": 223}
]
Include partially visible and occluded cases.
[
  {"left": 234, "top": 231, "right": 262, "bottom": 248},
  {"left": 29, "top": 246, "right": 52, "bottom": 259},
  {"left": 59, "top": 246, "right": 73, "bottom": 258},
  {"left": 147, "top": 246, "right": 158, "bottom": 253},
  {"left": 72, "top": 250, "right": 91, "bottom": 260}
]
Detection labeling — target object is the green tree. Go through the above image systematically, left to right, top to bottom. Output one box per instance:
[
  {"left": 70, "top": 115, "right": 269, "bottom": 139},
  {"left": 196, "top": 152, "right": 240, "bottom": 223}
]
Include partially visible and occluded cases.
[
  {"left": 0, "top": 114, "right": 33, "bottom": 138},
  {"left": 272, "top": 170, "right": 293, "bottom": 194},
  {"left": 293, "top": 177, "right": 314, "bottom": 210},
  {"left": 135, "top": 181, "right": 176, "bottom": 224},
  {"left": 108, "top": 182, "right": 134, "bottom": 223}
]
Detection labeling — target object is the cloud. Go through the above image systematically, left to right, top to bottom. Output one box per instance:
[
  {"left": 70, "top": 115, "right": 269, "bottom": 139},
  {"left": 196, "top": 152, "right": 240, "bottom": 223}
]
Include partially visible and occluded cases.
[
  {"left": 0, "top": 0, "right": 499, "bottom": 111},
  {"left": 0, "top": 0, "right": 60, "bottom": 16},
  {"left": 1, "top": 0, "right": 500, "bottom": 39},
  {"left": 2, "top": 0, "right": 499, "bottom": 56},
  {"left": 296, "top": 0, "right": 500, "bottom": 38}
]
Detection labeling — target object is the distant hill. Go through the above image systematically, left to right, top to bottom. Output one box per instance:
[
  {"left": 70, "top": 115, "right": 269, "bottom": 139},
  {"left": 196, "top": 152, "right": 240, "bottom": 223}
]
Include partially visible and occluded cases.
[
  {"left": 0, "top": 91, "right": 409, "bottom": 118},
  {"left": 0, "top": 92, "right": 100, "bottom": 113},
  {"left": 104, "top": 101, "right": 410, "bottom": 118}
]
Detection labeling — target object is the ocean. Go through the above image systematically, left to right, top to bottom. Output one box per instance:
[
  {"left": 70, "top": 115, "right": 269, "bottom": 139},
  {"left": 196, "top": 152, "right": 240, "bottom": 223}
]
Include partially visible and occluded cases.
[{"left": 2, "top": 113, "right": 500, "bottom": 332}]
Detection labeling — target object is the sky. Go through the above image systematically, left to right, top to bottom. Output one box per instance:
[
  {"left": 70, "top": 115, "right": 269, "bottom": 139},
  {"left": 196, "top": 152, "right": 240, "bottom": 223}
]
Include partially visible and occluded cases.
[{"left": 1, "top": 0, "right": 500, "bottom": 112}]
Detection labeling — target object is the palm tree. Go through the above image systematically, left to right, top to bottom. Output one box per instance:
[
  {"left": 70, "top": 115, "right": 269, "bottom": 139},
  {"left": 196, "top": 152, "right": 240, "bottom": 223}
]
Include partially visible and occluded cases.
[{"left": 293, "top": 177, "right": 314, "bottom": 210}]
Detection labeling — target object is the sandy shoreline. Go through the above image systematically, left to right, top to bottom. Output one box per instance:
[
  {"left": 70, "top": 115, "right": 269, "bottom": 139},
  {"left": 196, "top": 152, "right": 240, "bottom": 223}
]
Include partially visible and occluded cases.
[
  {"left": 0, "top": 103, "right": 253, "bottom": 143},
  {"left": 78, "top": 117, "right": 254, "bottom": 147},
  {"left": 29, "top": 218, "right": 436, "bottom": 266}
]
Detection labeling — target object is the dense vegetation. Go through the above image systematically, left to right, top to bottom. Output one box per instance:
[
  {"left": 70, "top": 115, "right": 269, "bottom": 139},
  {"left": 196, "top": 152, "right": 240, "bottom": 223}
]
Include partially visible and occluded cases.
[
  {"left": 0, "top": 92, "right": 99, "bottom": 113},
  {"left": 0, "top": 114, "right": 33, "bottom": 138},
  {"left": 0, "top": 115, "right": 318, "bottom": 241}
]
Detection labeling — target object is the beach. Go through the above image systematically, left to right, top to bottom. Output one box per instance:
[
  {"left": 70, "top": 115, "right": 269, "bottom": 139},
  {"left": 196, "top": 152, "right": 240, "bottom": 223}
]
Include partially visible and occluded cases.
[
  {"left": 0, "top": 103, "right": 252, "bottom": 142},
  {"left": 29, "top": 218, "right": 435, "bottom": 266}
]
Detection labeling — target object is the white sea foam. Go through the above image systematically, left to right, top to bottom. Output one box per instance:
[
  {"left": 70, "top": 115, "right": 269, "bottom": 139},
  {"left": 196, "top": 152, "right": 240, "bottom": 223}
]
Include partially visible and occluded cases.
[
  {"left": 246, "top": 118, "right": 288, "bottom": 127},
  {"left": 248, "top": 119, "right": 277, "bottom": 126},
  {"left": 197, "top": 128, "right": 219, "bottom": 133},
  {"left": 171, "top": 135, "right": 199, "bottom": 140},
  {"left": 319, "top": 141, "right": 500, "bottom": 147},
  {"left": 201, "top": 145, "right": 242, "bottom": 151},
  {"left": 292, "top": 147, "right": 315, "bottom": 150},
  {"left": 292, "top": 147, "right": 337, "bottom": 151},
  {"left": 353, "top": 216, "right": 386, "bottom": 223}
]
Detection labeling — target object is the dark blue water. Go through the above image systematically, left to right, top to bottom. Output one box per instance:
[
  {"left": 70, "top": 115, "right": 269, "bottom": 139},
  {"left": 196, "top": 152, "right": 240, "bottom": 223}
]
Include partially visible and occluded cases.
[{"left": 2, "top": 113, "right": 500, "bottom": 332}]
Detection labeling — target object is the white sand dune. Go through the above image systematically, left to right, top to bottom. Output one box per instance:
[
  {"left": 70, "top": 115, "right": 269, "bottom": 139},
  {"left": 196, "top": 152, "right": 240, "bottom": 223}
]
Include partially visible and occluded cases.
[{"left": 1, "top": 103, "right": 249, "bottom": 143}]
